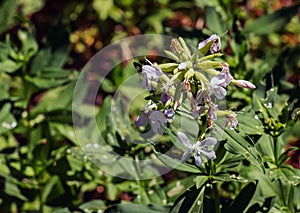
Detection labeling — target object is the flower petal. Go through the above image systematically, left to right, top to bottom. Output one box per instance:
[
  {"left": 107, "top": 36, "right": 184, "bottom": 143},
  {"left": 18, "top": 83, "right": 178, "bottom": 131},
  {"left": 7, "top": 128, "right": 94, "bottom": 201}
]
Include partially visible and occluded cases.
[
  {"left": 198, "top": 34, "right": 220, "bottom": 52},
  {"left": 178, "top": 62, "right": 187, "bottom": 70},
  {"left": 211, "top": 75, "right": 225, "bottom": 87},
  {"left": 213, "top": 86, "right": 226, "bottom": 99},
  {"left": 161, "top": 92, "right": 172, "bottom": 106},
  {"left": 208, "top": 103, "right": 218, "bottom": 120},
  {"left": 164, "top": 108, "right": 175, "bottom": 119},
  {"left": 149, "top": 111, "right": 167, "bottom": 133},
  {"left": 135, "top": 113, "right": 148, "bottom": 127},
  {"left": 177, "top": 132, "right": 193, "bottom": 149},
  {"left": 201, "top": 137, "right": 218, "bottom": 147},
  {"left": 181, "top": 149, "right": 193, "bottom": 162},
  {"left": 201, "top": 149, "right": 216, "bottom": 160},
  {"left": 194, "top": 153, "right": 203, "bottom": 167}
]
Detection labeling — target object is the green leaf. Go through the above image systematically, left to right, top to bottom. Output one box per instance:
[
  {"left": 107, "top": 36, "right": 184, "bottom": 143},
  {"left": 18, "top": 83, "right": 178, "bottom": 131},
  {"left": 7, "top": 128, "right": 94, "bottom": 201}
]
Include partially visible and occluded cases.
[
  {"left": 0, "top": 0, "right": 17, "bottom": 34},
  {"left": 93, "top": 0, "right": 114, "bottom": 20},
  {"left": 243, "top": 4, "right": 300, "bottom": 35},
  {"left": 205, "top": 6, "right": 226, "bottom": 35},
  {"left": 18, "top": 30, "right": 38, "bottom": 58},
  {"left": 30, "top": 48, "right": 51, "bottom": 73},
  {"left": 0, "top": 60, "right": 21, "bottom": 73},
  {"left": 25, "top": 75, "right": 70, "bottom": 89},
  {"left": 101, "top": 78, "right": 116, "bottom": 93},
  {"left": 30, "top": 82, "right": 75, "bottom": 116},
  {"left": 261, "top": 87, "right": 289, "bottom": 119},
  {"left": 252, "top": 93, "right": 269, "bottom": 121},
  {"left": 0, "top": 103, "right": 16, "bottom": 135},
  {"left": 237, "top": 112, "right": 264, "bottom": 135},
  {"left": 215, "top": 123, "right": 265, "bottom": 173},
  {"left": 255, "top": 134, "right": 275, "bottom": 162},
  {"left": 154, "top": 150, "right": 200, "bottom": 173},
  {"left": 269, "top": 165, "right": 300, "bottom": 185},
  {"left": 213, "top": 172, "right": 252, "bottom": 183},
  {"left": 165, "top": 175, "right": 196, "bottom": 201},
  {"left": 195, "top": 175, "right": 208, "bottom": 189},
  {"left": 42, "top": 176, "right": 65, "bottom": 203},
  {"left": 4, "top": 178, "right": 27, "bottom": 201},
  {"left": 223, "top": 182, "right": 257, "bottom": 213},
  {"left": 107, "top": 183, "right": 119, "bottom": 200},
  {"left": 170, "top": 184, "right": 204, "bottom": 213},
  {"left": 178, "top": 184, "right": 204, "bottom": 213},
  {"left": 149, "top": 185, "right": 168, "bottom": 205},
  {"left": 246, "top": 196, "right": 276, "bottom": 213},
  {"left": 79, "top": 200, "right": 106, "bottom": 211},
  {"left": 105, "top": 203, "right": 170, "bottom": 213}
]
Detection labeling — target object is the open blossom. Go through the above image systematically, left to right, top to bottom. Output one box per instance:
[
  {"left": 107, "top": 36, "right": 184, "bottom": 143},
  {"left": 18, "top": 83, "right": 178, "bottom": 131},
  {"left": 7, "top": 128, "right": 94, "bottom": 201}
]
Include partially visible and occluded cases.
[
  {"left": 198, "top": 34, "right": 221, "bottom": 54},
  {"left": 216, "top": 63, "right": 232, "bottom": 87},
  {"left": 141, "top": 65, "right": 163, "bottom": 91},
  {"left": 210, "top": 76, "right": 227, "bottom": 99},
  {"left": 196, "top": 89, "right": 210, "bottom": 103},
  {"left": 161, "top": 92, "right": 173, "bottom": 106},
  {"left": 190, "top": 97, "right": 206, "bottom": 118},
  {"left": 135, "top": 102, "right": 175, "bottom": 133},
  {"left": 208, "top": 102, "right": 218, "bottom": 121},
  {"left": 135, "top": 110, "right": 167, "bottom": 133},
  {"left": 148, "top": 111, "right": 168, "bottom": 133},
  {"left": 224, "top": 112, "right": 238, "bottom": 130},
  {"left": 177, "top": 132, "right": 217, "bottom": 167}
]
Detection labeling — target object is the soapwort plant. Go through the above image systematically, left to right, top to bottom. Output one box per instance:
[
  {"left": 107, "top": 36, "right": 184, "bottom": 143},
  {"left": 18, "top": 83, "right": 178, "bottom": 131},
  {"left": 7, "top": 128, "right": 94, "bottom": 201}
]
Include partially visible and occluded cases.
[
  {"left": 133, "top": 35, "right": 267, "bottom": 212},
  {"left": 135, "top": 35, "right": 255, "bottom": 166}
]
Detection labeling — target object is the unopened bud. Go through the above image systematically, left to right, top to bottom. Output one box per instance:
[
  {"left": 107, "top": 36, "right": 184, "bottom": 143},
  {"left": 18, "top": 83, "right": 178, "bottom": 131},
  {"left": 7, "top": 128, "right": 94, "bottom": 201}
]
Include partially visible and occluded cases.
[
  {"left": 158, "top": 63, "right": 178, "bottom": 72},
  {"left": 184, "top": 68, "right": 195, "bottom": 80},
  {"left": 232, "top": 79, "right": 256, "bottom": 89}
]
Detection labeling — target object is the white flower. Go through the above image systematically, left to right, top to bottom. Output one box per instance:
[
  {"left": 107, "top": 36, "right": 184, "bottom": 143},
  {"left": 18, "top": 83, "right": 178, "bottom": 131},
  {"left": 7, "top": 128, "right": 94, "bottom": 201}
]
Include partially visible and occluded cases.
[
  {"left": 198, "top": 34, "right": 221, "bottom": 54},
  {"left": 178, "top": 62, "right": 187, "bottom": 70},
  {"left": 141, "top": 65, "right": 163, "bottom": 91},
  {"left": 210, "top": 76, "right": 227, "bottom": 99},
  {"left": 224, "top": 112, "right": 238, "bottom": 130},
  {"left": 177, "top": 132, "right": 217, "bottom": 167}
]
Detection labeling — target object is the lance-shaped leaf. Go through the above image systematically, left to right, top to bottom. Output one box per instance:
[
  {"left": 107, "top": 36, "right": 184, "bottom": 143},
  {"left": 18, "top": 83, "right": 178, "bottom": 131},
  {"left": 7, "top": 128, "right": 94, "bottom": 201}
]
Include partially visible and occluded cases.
[
  {"left": 243, "top": 4, "right": 300, "bottom": 35},
  {"left": 215, "top": 122, "right": 265, "bottom": 173}
]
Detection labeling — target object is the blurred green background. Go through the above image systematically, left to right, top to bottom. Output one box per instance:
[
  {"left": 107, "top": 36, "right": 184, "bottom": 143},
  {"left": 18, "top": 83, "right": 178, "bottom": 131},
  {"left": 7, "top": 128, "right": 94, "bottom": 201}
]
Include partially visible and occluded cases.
[{"left": 0, "top": 0, "right": 299, "bottom": 212}]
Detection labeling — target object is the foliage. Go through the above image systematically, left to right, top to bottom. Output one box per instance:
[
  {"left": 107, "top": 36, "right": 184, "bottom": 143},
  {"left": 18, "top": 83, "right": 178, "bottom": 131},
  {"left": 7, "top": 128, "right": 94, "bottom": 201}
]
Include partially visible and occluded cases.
[{"left": 0, "top": 0, "right": 299, "bottom": 212}]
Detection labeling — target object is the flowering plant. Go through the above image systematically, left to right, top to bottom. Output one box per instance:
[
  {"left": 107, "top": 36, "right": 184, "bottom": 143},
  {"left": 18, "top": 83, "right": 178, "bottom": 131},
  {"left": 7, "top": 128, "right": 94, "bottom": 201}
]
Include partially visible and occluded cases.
[{"left": 135, "top": 35, "right": 256, "bottom": 167}]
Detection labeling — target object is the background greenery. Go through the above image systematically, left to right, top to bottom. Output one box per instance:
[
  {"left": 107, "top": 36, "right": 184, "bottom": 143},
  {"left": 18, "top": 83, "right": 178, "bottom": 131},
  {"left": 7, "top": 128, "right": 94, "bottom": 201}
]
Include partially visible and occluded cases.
[{"left": 0, "top": 0, "right": 299, "bottom": 212}]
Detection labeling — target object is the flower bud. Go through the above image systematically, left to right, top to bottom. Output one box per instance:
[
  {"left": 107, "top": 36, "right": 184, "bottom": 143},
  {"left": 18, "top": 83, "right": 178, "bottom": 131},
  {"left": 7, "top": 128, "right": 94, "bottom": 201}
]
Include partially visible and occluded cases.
[
  {"left": 198, "top": 34, "right": 221, "bottom": 54},
  {"left": 158, "top": 63, "right": 178, "bottom": 72},
  {"left": 184, "top": 68, "right": 195, "bottom": 80},
  {"left": 232, "top": 79, "right": 256, "bottom": 89}
]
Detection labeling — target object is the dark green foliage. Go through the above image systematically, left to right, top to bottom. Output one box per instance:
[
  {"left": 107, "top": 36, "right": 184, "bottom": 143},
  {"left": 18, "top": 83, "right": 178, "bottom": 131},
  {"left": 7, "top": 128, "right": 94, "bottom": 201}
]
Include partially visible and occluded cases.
[{"left": 0, "top": 0, "right": 299, "bottom": 212}]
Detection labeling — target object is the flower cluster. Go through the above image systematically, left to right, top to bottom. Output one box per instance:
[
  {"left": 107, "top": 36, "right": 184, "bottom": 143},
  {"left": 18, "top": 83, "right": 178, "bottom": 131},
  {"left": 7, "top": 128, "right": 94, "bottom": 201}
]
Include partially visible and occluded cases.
[{"left": 135, "top": 35, "right": 256, "bottom": 166}]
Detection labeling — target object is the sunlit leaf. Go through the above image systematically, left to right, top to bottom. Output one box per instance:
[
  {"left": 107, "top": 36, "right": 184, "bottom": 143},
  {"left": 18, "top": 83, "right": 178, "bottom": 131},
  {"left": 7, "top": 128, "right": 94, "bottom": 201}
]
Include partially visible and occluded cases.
[
  {"left": 0, "top": 0, "right": 17, "bottom": 34},
  {"left": 243, "top": 4, "right": 300, "bottom": 35},
  {"left": 205, "top": 6, "right": 226, "bottom": 35},
  {"left": 215, "top": 123, "right": 265, "bottom": 173}
]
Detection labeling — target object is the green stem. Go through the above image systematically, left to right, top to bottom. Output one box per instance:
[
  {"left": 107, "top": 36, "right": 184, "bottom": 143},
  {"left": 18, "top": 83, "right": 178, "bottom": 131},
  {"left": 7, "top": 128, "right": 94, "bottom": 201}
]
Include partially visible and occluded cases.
[
  {"left": 274, "top": 138, "right": 278, "bottom": 165},
  {"left": 208, "top": 161, "right": 220, "bottom": 213},
  {"left": 279, "top": 179, "right": 287, "bottom": 207},
  {"left": 212, "top": 182, "right": 221, "bottom": 213},
  {"left": 38, "top": 187, "right": 44, "bottom": 213}
]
